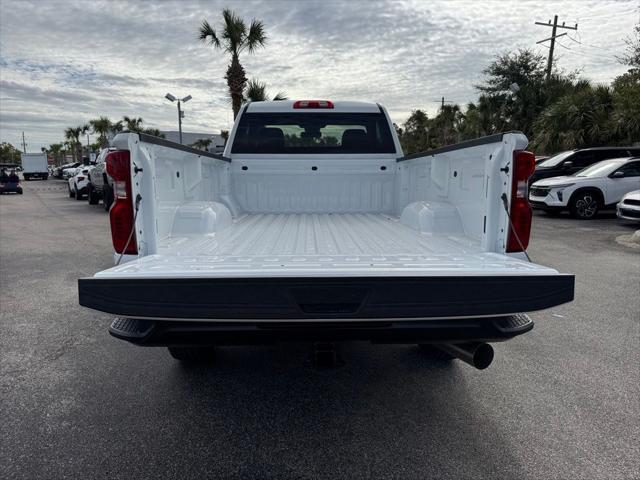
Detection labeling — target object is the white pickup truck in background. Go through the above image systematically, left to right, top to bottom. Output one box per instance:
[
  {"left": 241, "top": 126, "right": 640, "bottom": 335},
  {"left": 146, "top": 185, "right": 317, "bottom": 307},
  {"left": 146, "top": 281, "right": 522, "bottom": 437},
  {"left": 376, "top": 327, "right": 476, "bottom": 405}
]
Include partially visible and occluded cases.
[{"left": 79, "top": 100, "right": 574, "bottom": 369}]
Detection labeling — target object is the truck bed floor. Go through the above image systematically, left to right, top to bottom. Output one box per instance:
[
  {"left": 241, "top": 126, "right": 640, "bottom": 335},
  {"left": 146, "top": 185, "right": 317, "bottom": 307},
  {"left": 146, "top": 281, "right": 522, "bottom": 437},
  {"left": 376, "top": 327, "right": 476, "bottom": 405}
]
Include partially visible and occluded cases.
[{"left": 98, "top": 213, "right": 558, "bottom": 278}]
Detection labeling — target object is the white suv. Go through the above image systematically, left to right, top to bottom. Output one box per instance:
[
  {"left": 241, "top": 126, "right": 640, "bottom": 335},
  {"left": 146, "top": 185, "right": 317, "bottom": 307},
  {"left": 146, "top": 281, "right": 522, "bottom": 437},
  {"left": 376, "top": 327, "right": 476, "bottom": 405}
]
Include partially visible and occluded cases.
[
  {"left": 529, "top": 157, "right": 640, "bottom": 219},
  {"left": 68, "top": 165, "right": 92, "bottom": 200}
]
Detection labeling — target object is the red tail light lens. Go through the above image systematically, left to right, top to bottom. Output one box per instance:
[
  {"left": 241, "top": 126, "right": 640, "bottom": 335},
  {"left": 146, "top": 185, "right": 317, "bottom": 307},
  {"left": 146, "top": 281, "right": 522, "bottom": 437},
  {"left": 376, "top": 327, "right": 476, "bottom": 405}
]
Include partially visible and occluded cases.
[
  {"left": 293, "top": 100, "right": 334, "bottom": 109},
  {"left": 106, "top": 150, "right": 137, "bottom": 255},
  {"left": 506, "top": 150, "right": 536, "bottom": 253}
]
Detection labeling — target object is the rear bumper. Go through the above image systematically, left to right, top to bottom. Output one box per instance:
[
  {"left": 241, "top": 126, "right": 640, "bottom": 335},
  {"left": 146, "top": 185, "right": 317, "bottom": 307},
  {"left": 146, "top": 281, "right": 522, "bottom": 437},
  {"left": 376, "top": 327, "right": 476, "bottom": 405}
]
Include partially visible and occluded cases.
[
  {"left": 78, "top": 275, "right": 574, "bottom": 321},
  {"left": 109, "top": 314, "right": 535, "bottom": 346}
]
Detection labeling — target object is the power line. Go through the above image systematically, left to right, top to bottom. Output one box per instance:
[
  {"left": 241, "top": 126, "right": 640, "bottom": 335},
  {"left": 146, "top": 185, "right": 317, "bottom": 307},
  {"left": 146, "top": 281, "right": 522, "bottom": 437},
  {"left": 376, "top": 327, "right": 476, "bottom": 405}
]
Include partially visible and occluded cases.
[
  {"left": 535, "top": 15, "right": 579, "bottom": 81},
  {"left": 565, "top": 34, "right": 624, "bottom": 53},
  {"left": 554, "top": 40, "right": 613, "bottom": 60}
]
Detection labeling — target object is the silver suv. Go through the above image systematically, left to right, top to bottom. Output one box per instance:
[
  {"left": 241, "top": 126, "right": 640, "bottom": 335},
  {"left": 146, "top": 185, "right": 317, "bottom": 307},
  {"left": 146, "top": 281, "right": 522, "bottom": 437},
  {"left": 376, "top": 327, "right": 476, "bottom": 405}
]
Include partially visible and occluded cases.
[{"left": 87, "top": 148, "right": 115, "bottom": 210}]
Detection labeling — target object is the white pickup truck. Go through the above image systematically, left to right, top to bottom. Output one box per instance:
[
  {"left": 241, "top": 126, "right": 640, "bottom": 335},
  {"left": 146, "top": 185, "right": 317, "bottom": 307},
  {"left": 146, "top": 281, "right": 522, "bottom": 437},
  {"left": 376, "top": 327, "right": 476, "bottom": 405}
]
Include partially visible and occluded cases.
[{"left": 79, "top": 100, "right": 574, "bottom": 369}]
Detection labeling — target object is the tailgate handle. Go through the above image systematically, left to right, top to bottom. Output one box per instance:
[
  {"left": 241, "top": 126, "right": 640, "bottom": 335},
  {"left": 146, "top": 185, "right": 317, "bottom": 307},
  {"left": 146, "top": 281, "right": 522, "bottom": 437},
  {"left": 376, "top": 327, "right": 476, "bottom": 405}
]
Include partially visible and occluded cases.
[
  {"left": 290, "top": 287, "right": 369, "bottom": 315},
  {"left": 298, "top": 302, "right": 361, "bottom": 314}
]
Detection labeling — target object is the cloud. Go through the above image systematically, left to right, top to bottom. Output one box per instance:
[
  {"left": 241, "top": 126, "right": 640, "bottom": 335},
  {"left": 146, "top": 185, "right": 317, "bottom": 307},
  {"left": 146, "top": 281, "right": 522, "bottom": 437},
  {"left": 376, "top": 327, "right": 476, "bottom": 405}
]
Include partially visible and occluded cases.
[{"left": 0, "top": 0, "right": 637, "bottom": 149}]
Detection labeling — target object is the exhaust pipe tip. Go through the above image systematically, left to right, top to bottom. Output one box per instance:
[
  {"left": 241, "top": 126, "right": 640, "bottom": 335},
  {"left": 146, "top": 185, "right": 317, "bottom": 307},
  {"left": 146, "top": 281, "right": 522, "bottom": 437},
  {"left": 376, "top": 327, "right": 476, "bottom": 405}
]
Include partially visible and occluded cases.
[
  {"left": 434, "top": 342, "right": 495, "bottom": 370},
  {"left": 472, "top": 343, "right": 494, "bottom": 370}
]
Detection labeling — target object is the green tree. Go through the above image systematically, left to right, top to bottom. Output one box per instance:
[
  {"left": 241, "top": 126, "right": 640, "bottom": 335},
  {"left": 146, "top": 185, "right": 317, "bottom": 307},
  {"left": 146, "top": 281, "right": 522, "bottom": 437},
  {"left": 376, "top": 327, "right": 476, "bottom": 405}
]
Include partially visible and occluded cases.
[
  {"left": 199, "top": 9, "right": 267, "bottom": 119},
  {"left": 612, "top": 23, "right": 640, "bottom": 144},
  {"left": 475, "top": 49, "right": 584, "bottom": 139},
  {"left": 477, "top": 49, "right": 547, "bottom": 95},
  {"left": 243, "top": 78, "right": 287, "bottom": 102},
  {"left": 533, "top": 84, "right": 615, "bottom": 152},
  {"left": 430, "top": 104, "right": 464, "bottom": 145},
  {"left": 398, "top": 109, "right": 430, "bottom": 154},
  {"left": 89, "top": 116, "right": 115, "bottom": 147},
  {"left": 123, "top": 116, "right": 144, "bottom": 132},
  {"left": 64, "top": 125, "right": 88, "bottom": 162},
  {"left": 143, "top": 128, "right": 165, "bottom": 138},
  {"left": 191, "top": 138, "right": 213, "bottom": 150},
  {"left": 0, "top": 142, "right": 21, "bottom": 164},
  {"left": 47, "top": 143, "right": 65, "bottom": 165}
]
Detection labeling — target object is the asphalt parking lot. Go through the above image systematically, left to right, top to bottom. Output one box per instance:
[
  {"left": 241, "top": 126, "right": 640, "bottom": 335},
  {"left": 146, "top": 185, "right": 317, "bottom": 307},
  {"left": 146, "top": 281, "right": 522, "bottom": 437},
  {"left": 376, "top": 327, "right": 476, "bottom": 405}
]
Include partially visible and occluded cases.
[{"left": 1, "top": 179, "right": 638, "bottom": 480}]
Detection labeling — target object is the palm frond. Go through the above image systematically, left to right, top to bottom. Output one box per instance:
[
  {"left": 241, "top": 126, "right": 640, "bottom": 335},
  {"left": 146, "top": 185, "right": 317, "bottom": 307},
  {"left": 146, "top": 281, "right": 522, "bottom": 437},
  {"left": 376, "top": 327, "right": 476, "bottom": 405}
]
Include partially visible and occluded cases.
[
  {"left": 222, "top": 8, "right": 246, "bottom": 54},
  {"left": 245, "top": 19, "right": 267, "bottom": 53},
  {"left": 198, "top": 20, "right": 220, "bottom": 48},
  {"left": 244, "top": 78, "right": 268, "bottom": 102},
  {"left": 272, "top": 92, "right": 287, "bottom": 101}
]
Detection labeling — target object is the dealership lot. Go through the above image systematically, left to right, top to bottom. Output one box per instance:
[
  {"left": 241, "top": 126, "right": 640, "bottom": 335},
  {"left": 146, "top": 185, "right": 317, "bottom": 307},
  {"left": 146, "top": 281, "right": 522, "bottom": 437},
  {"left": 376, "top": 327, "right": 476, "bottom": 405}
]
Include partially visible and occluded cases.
[{"left": 1, "top": 180, "right": 638, "bottom": 479}]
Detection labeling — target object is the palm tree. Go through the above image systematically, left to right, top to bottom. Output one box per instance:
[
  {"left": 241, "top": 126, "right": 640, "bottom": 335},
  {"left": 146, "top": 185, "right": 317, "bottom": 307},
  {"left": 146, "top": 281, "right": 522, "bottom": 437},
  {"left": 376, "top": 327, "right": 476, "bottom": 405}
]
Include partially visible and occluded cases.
[
  {"left": 199, "top": 9, "right": 267, "bottom": 118},
  {"left": 244, "top": 78, "right": 287, "bottom": 102},
  {"left": 533, "top": 84, "right": 614, "bottom": 152},
  {"left": 89, "top": 116, "right": 114, "bottom": 147},
  {"left": 123, "top": 116, "right": 144, "bottom": 132},
  {"left": 65, "top": 124, "right": 89, "bottom": 161},
  {"left": 143, "top": 128, "right": 165, "bottom": 138},
  {"left": 191, "top": 138, "right": 213, "bottom": 151},
  {"left": 48, "top": 143, "right": 64, "bottom": 165}
]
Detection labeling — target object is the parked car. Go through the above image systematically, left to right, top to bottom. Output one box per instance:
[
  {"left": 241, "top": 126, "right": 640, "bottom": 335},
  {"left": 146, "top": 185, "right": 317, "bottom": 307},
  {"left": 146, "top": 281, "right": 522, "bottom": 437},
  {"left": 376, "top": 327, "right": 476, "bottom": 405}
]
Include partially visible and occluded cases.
[
  {"left": 79, "top": 100, "right": 574, "bottom": 369},
  {"left": 529, "top": 147, "right": 640, "bottom": 185},
  {"left": 86, "top": 148, "right": 114, "bottom": 208},
  {"left": 21, "top": 153, "right": 49, "bottom": 180},
  {"left": 535, "top": 155, "right": 549, "bottom": 164},
  {"left": 530, "top": 157, "right": 640, "bottom": 219},
  {"left": 53, "top": 162, "right": 81, "bottom": 179},
  {"left": 62, "top": 164, "right": 83, "bottom": 180},
  {"left": 68, "top": 165, "right": 92, "bottom": 200},
  {"left": 0, "top": 170, "right": 22, "bottom": 194},
  {"left": 617, "top": 190, "right": 640, "bottom": 222}
]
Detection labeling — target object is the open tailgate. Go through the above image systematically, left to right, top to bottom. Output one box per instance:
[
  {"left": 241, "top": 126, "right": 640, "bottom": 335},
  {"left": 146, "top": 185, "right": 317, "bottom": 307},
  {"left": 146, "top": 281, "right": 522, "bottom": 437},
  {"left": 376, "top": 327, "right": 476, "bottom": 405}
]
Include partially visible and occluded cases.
[{"left": 79, "top": 253, "right": 574, "bottom": 321}]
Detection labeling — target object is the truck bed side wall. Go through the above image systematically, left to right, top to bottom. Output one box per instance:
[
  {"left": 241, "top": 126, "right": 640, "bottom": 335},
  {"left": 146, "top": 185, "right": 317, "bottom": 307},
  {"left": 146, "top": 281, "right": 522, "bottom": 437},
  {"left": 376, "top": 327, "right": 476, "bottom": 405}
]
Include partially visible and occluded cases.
[
  {"left": 395, "top": 133, "right": 528, "bottom": 252},
  {"left": 113, "top": 134, "right": 231, "bottom": 256}
]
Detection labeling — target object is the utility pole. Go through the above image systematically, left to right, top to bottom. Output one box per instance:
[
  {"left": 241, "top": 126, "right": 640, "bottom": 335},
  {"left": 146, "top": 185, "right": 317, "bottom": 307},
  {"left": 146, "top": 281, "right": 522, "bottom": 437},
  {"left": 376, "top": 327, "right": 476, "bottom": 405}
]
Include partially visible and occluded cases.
[
  {"left": 535, "top": 15, "right": 578, "bottom": 81},
  {"left": 433, "top": 97, "right": 452, "bottom": 112},
  {"left": 21, "top": 131, "right": 27, "bottom": 153}
]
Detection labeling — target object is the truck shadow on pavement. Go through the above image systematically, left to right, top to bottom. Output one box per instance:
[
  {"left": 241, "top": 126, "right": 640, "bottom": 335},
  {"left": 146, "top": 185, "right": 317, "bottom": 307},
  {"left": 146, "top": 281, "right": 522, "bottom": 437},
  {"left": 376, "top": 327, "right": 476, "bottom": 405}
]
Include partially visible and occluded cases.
[{"left": 138, "top": 342, "right": 528, "bottom": 478}]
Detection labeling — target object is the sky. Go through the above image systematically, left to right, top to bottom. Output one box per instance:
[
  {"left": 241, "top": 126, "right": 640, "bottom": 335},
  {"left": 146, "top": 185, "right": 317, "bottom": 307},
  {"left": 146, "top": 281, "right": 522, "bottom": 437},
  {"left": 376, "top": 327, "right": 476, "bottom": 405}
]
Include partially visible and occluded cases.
[{"left": 0, "top": 0, "right": 638, "bottom": 151}]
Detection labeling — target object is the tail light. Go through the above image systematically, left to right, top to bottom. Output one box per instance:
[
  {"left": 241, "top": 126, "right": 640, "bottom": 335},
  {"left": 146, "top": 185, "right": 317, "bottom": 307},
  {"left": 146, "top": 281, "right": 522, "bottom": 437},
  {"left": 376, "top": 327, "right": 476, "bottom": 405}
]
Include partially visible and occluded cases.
[
  {"left": 293, "top": 100, "right": 334, "bottom": 109},
  {"left": 106, "top": 150, "right": 137, "bottom": 255},
  {"left": 506, "top": 150, "right": 536, "bottom": 253}
]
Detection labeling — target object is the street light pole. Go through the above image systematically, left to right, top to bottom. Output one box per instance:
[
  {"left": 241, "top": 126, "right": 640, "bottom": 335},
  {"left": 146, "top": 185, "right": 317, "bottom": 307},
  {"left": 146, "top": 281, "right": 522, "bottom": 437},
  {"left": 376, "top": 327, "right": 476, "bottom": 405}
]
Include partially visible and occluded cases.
[
  {"left": 165, "top": 93, "right": 192, "bottom": 145},
  {"left": 177, "top": 100, "right": 183, "bottom": 145}
]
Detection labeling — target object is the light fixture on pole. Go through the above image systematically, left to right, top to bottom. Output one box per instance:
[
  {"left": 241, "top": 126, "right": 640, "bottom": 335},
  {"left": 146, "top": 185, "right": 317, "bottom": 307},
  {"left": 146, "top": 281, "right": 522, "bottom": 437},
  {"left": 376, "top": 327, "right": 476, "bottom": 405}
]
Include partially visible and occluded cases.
[{"left": 165, "top": 93, "right": 192, "bottom": 144}]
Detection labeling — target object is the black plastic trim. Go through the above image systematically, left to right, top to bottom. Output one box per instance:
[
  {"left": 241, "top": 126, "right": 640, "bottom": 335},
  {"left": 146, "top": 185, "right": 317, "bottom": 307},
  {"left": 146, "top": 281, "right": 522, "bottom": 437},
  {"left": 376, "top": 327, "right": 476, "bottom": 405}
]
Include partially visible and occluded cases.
[
  {"left": 126, "top": 131, "right": 230, "bottom": 162},
  {"left": 397, "top": 131, "right": 524, "bottom": 162},
  {"left": 79, "top": 274, "right": 574, "bottom": 321},
  {"left": 108, "top": 314, "right": 534, "bottom": 346}
]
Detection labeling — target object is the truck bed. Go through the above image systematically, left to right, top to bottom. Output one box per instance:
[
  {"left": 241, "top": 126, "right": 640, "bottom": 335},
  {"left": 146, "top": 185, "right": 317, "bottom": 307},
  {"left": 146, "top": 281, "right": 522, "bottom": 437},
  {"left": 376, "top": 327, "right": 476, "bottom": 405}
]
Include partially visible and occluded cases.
[
  {"left": 79, "top": 129, "right": 574, "bottom": 325},
  {"left": 97, "top": 212, "right": 556, "bottom": 278}
]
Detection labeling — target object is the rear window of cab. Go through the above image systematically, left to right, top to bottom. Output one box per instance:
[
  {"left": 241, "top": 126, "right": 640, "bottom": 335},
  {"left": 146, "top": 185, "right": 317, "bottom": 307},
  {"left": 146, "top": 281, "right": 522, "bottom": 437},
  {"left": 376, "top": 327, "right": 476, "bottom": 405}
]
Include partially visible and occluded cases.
[{"left": 231, "top": 112, "right": 396, "bottom": 154}]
